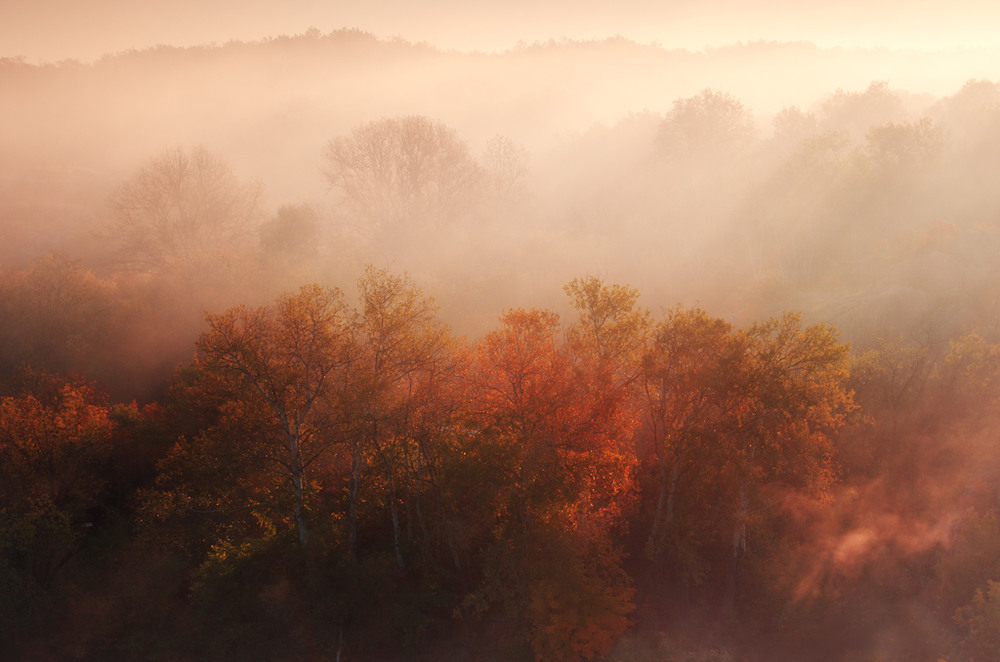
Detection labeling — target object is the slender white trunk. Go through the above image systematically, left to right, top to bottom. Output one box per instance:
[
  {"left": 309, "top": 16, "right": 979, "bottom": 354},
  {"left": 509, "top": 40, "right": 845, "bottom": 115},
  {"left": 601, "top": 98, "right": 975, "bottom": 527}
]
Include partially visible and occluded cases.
[{"left": 290, "top": 433, "right": 309, "bottom": 545}]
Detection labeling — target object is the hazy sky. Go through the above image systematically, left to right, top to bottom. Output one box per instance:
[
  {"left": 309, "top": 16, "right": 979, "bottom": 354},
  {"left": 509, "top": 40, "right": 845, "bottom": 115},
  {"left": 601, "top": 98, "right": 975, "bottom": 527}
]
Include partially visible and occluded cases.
[{"left": 4, "top": 0, "right": 1000, "bottom": 63}]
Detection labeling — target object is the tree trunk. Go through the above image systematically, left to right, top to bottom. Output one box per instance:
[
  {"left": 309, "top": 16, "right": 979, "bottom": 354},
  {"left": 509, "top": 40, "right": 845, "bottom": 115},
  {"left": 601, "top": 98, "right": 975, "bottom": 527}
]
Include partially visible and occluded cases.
[
  {"left": 373, "top": 429, "right": 407, "bottom": 571},
  {"left": 290, "top": 435, "right": 309, "bottom": 545},
  {"left": 348, "top": 436, "right": 363, "bottom": 558},
  {"left": 648, "top": 456, "right": 681, "bottom": 559},
  {"left": 293, "top": 471, "right": 309, "bottom": 545},
  {"left": 388, "top": 473, "right": 405, "bottom": 570},
  {"left": 725, "top": 481, "right": 749, "bottom": 615}
]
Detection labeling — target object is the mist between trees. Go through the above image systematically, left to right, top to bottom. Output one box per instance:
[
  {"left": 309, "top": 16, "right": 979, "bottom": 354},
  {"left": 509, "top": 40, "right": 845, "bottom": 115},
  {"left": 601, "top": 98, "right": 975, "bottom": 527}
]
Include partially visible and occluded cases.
[{"left": 5, "top": 34, "right": 1000, "bottom": 662}]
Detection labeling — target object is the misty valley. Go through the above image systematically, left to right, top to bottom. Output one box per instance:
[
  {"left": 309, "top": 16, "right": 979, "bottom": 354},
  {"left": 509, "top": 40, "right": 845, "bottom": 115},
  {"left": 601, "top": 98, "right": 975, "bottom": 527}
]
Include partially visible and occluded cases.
[{"left": 4, "top": 31, "right": 1000, "bottom": 662}]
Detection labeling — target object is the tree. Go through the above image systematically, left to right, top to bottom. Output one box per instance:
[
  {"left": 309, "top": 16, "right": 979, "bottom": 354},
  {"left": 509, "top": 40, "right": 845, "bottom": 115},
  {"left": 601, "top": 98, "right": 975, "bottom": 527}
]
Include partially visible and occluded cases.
[
  {"left": 935, "top": 78, "right": 1000, "bottom": 150},
  {"left": 818, "top": 81, "right": 904, "bottom": 139},
  {"left": 658, "top": 88, "right": 756, "bottom": 158},
  {"left": 653, "top": 89, "right": 759, "bottom": 278},
  {"left": 771, "top": 106, "right": 818, "bottom": 151},
  {"left": 322, "top": 116, "right": 482, "bottom": 242},
  {"left": 864, "top": 118, "right": 944, "bottom": 173},
  {"left": 739, "top": 128, "right": 861, "bottom": 287},
  {"left": 481, "top": 134, "right": 529, "bottom": 201},
  {"left": 107, "top": 145, "right": 264, "bottom": 275},
  {"left": 258, "top": 203, "right": 320, "bottom": 260},
  {"left": 256, "top": 204, "right": 324, "bottom": 292},
  {"left": 0, "top": 254, "right": 126, "bottom": 390},
  {"left": 345, "top": 266, "right": 455, "bottom": 566},
  {"left": 564, "top": 276, "right": 650, "bottom": 388},
  {"left": 154, "top": 285, "right": 353, "bottom": 547},
  {"left": 464, "top": 307, "right": 636, "bottom": 661},
  {"left": 640, "top": 307, "right": 740, "bottom": 561},
  {"left": 721, "top": 313, "right": 854, "bottom": 609},
  {"left": 0, "top": 374, "right": 114, "bottom": 627},
  {"left": 0, "top": 374, "right": 112, "bottom": 520},
  {"left": 956, "top": 579, "right": 1000, "bottom": 661}
]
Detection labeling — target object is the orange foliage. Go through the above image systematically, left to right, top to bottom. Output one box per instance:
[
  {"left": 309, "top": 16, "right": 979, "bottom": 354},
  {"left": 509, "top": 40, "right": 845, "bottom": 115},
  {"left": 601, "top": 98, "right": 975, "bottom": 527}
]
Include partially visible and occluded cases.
[
  {"left": 464, "top": 305, "right": 638, "bottom": 659},
  {"left": 0, "top": 376, "right": 112, "bottom": 509}
]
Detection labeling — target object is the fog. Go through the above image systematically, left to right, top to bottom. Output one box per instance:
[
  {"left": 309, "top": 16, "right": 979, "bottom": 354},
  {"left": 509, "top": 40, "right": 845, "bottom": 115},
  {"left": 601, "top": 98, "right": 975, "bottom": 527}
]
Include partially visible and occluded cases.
[
  {"left": 4, "top": 10, "right": 1000, "bottom": 662},
  {"left": 3, "top": 33, "right": 999, "bottom": 318}
]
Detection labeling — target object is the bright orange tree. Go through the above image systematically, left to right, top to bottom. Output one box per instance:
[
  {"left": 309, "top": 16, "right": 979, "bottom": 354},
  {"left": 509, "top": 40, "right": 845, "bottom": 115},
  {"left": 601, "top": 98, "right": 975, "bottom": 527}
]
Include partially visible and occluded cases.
[
  {"left": 463, "top": 305, "right": 637, "bottom": 661},
  {"left": 0, "top": 374, "right": 114, "bottom": 605}
]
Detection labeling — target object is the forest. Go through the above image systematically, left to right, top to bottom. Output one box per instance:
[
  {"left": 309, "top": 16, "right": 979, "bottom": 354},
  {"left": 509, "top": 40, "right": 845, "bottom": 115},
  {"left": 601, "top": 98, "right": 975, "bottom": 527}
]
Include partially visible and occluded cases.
[{"left": 3, "top": 30, "right": 1000, "bottom": 661}]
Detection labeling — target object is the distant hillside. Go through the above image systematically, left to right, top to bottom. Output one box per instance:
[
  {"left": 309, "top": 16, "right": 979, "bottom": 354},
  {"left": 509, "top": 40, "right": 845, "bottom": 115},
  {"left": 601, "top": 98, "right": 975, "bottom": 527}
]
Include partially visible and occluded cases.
[{"left": 1, "top": 31, "right": 995, "bottom": 202}]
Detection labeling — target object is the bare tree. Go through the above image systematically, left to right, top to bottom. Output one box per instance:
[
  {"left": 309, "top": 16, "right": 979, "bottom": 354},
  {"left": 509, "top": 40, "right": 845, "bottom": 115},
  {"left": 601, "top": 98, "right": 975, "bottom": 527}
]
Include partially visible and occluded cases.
[
  {"left": 322, "top": 116, "right": 482, "bottom": 241},
  {"left": 481, "top": 134, "right": 529, "bottom": 200},
  {"left": 108, "top": 145, "right": 264, "bottom": 275}
]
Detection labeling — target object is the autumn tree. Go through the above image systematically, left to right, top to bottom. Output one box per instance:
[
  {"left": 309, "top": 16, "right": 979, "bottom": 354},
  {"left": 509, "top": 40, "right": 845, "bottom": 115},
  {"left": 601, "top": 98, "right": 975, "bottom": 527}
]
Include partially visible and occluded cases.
[
  {"left": 107, "top": 145, "right": 264, "bottom": 276},
  {"left": 345, "top": 266, "right": 455, "bottom": 566},
  {"left": 564, "top": 276, "right": 650, "bottom": 388},
  {"left": 561, "top": 277, "right": 649, "bottom": 540},
  {"left": 148, "top": 285, "right": 353, "bottom": 548},
  {"left": 464, "top": 307, "right": 636, "bottom": 661},
  {"left": 640, "top": 307, "right": 741, "bottom": 562},
  {"left": 468, "top": 308, "right": 631, "bottom": 526},
  {"left": 631, "top": 308, "right": 853, "bottom": 611},
  {"left": 720, "top": 313, "right": 854, "bottom": 609},
  {"left": 850, "top": 337, "right": 931, "bottom": 419},
  {"left": 0, "top": 374, "right": 115, "bottom": 629},
  {"left": 0, "top": 377, "right": 110, "bottom": 508},
  {"left": 956, "top": 579, "right": 1000, "bottom": 661}
]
